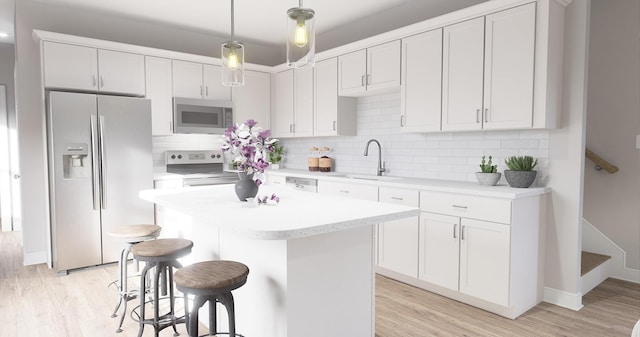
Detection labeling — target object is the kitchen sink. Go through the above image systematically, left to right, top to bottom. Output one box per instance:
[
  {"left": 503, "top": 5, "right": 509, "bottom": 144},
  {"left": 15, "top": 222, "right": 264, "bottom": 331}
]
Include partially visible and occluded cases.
[{"left": 330, "top": 173, "right": 403, "bottom": 182}]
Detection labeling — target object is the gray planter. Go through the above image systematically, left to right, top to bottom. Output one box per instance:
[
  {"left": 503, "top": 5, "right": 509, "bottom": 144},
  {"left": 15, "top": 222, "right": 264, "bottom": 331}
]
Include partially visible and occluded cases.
[
  {"left": 504, "top": 170, "right": 537, "bottom": 188},
  {"left": 235, "top": 172, "right": 259, "bottom": 201},
  {"left": 475, "top": 172, "right": 501, "bottom": 186}
]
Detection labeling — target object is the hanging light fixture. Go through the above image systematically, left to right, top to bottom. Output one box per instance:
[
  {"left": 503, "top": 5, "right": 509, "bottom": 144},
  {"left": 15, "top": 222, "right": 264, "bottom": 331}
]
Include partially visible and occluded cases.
[
  {"left": 222, "top": 0, "right": 244, "bottom": 86},
  {"left": 286, "top": 0, "right": 315, "bottom": 68}
]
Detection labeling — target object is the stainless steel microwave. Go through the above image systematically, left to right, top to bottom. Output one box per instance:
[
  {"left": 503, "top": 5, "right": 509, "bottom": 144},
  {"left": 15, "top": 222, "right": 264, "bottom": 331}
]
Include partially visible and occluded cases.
[{"left": 173, "top": 97, "right": 233, "bottom": 134}]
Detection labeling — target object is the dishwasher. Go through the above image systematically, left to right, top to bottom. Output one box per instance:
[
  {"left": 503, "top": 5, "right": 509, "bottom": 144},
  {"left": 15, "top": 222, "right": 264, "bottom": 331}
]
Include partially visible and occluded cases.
[{"left": 286, "top": 177, "right": 317, "bottom": 192}]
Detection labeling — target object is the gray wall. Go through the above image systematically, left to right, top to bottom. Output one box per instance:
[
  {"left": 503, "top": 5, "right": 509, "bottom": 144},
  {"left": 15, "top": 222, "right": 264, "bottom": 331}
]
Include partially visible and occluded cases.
[
  {"left": 584, "top": 0, "right": 640, "bottom": 269},
  {"left": 0, "top": 43, "right": 15, "bottom": 125}
]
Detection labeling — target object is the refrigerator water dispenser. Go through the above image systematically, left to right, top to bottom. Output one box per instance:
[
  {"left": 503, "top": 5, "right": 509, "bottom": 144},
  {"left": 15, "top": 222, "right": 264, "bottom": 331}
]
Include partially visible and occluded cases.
[{"left": 62, "top": 143, "right": 89, "bottom": 179}]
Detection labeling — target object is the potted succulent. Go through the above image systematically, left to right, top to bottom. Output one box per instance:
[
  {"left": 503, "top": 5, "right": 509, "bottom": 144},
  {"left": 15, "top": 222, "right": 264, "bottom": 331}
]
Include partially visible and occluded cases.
[
  {"left": 268, "top": 142, "right": 285, "bottom": 169},
  {"left": 476, "top": 155, "right": 501, "bottom": 186},
  {"left": 504, "top": 155, "right": 538, "bottom": 188}
]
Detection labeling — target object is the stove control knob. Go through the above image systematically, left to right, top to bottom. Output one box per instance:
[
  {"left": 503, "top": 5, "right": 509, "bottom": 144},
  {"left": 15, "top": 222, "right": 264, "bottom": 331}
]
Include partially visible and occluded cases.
[
  {"left": 211, "top": 154, "right": 215, "bottom": 159},
  {"left": 216, "top": 154, "right": 221, "bottom": 158},
  {"left": 170, "top": 155, "right": 176, "bottom": 159},
  {"left": 177, "top": 155, "right": 183, "bottom": 159}
]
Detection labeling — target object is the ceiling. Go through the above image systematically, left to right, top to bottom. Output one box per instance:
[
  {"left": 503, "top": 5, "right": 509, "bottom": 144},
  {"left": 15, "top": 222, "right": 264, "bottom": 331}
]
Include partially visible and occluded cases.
[{"left": 2, "top": 0, "right": 488, "bottom": 48}]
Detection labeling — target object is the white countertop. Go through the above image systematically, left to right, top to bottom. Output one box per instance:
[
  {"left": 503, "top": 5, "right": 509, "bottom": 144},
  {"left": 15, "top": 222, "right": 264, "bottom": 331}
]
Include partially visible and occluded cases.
[
  {"left": 267, "top": 169, "right": 549, "bottom": 199},
  {"left": 140, "top": 184, "right": 420, "bottom": 240}
]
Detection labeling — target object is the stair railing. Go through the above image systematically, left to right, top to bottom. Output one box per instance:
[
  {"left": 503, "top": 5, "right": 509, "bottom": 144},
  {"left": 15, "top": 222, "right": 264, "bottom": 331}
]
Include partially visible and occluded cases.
[{"left": 585, "top": 148, "right": 619, "bottom": 174}]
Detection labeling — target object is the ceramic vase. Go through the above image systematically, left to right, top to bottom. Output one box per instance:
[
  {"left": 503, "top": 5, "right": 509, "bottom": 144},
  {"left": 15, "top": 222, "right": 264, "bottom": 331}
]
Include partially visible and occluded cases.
[
  {"left": 504, "top": 170, "right": 537, "bottom": 188},
  {"left": 235, "top": 172, "right": 259, "bottom": 201},
  {"left": 475, "top": 172, "right": 501, "bottom": 186}
]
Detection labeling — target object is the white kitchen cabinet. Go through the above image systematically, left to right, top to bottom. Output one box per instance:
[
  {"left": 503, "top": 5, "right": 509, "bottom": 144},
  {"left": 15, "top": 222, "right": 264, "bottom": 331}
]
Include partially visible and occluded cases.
[
  {"left": 442, "top": 3, "right": 536, "bottom": 131},
  {"left": 400, "top": 29, "right": 443, "bottom": 132},
  {"left": 338, "top": 40, "right": 401, "bottom": 97},
  {"left": 43, "top": 41, "right": 145, "bottom": 96},
  {"left": 145, "top": 56, "right": 173, "bottom": 135},
  {"left": 314, "top": 58, "right": 357, "bottom": 136},
  {"left": 172, "top": 60, "right": 231, "bottom": 100},
  {"left": 270, "top": 68, "right": 313, "bottom": 138},
  {"left": 232, "top": 70, "right": 271, "bottom": 127},
  {"left": 317, "top": 180, "right": 378, "bottom": 202},
  {"left": 377, "top": 187, "right": 419, "bottom": 278},
  {"left": 419, "top": 212, "right": 460, "bottom": 291}
]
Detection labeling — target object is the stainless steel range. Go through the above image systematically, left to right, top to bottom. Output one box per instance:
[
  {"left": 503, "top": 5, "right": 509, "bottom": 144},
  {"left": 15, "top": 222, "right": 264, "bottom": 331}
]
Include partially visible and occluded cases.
[{"left": 166, "top": 150, "right": 238, "bottom": 187}]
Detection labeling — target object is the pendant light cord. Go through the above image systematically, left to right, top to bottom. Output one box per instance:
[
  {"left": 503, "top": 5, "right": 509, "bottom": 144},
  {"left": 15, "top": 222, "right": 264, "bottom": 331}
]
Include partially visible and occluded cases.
[{"left": 230, "top": 0, "right": 235, "bottom": 41}]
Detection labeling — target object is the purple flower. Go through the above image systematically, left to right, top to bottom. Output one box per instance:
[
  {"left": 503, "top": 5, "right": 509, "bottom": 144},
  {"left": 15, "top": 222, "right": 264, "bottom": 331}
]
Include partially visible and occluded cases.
[
  {"left": 245, "top": 119, "right": 257, "bottom": 128},
  {"left": 258, "top": 129, "right": 271, "bottom": 140},
  {"left": 270, "top": 194, "right": 280, "bottom": 203}
]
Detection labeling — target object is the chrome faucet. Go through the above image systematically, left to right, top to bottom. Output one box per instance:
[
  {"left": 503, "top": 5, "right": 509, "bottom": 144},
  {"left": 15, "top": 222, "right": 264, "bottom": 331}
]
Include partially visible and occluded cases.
[{"left": 364, "top": 139, "right": 386, "bottom": 176}]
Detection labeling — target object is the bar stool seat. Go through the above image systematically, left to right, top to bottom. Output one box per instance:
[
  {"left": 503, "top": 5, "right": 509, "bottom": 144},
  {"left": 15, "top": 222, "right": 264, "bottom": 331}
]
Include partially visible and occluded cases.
[
  {"left": 107, "top": 224, "right": 161, "bottom": 333},
  {"left": 132, "top": 238, "right": 194, "bottom": 337},
  {"left": 174, "top": 260, "right": 249, "bottom": 337}
]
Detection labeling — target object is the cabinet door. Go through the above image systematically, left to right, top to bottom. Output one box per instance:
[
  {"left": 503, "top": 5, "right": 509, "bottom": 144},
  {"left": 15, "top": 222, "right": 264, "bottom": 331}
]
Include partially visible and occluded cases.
[
  {"left": 483, "top": 3, "right": 536, "bottom": 129},
  {"left": 442, "top": 17, "right": 485, "bottom": 131},
  {"left": 401, "top": 30, "right": 443, "bottom": 132},
  {"left": 367, "top": 40, "right": 401, "bottom": 92},
  {"left": 43, "top": 41, "right": 98, "bottom": 91},
  {"left": 98, "top": 49, "right": 145, "bottom": 96},
  {"left": 338, "top": 49, "right": 367, "bottom": 96},
  {"left": 145, "top": 56, "right": 173, "bottom": 135},
  {"left": 315, "top": 58, "right": 338, "bottom": 136},
  {"left": 172, "top": 60, "right": 204, "bottom": 99},
  {"left": 203, "top": 64, "right": 231, "bottom": 100},
  {"left": 293, "top": 66, "right": 314, "bottom": 137},
  {"left": 232, "top": 70, "right": 270, "bottom": 128},
  {"left": 270, "top": 70, "right": 294, "bottom": 138},
  {"left": 378, "top": 188, "right": 419, "bottom": 277},
  {"left": 419, "top": 212, "right": 460, "bottom": 291},
  {"left": 459, "top": 218, "right": 510, "bottom": 306}
]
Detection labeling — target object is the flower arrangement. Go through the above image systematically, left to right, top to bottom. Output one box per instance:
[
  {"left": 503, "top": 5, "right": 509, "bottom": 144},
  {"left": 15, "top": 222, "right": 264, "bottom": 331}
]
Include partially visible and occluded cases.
[{"left": 222, "top": 119, "right": 278, "bottom": 186}]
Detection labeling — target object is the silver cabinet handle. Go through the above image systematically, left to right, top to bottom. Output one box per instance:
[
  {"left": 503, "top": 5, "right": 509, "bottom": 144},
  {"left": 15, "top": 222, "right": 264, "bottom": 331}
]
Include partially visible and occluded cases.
[
  {"left": 367, "top": 74, "right": 371, "bottom": 85},
  {"left": 92, "top": 75, "right": 97, "bottom": 87},
  {"left": 361, "top": 75, "right": 365, "bottom": 87},
  {"left": 100, "top": 76, "right": 104, "bottom": 88},
  {"left": 200, "top": 86, "right": 203, "bottom": 96},
  {"left": 206, "top": 86, "right": 209, "bottom": 97},
  {"left": 484, "top": 108, "right": 489, "bottom": 123},
  {"left": 476, "top": 109, "right": 480, "bottom": 123},
  {"left": 90, "top": 115, "right": 99, "bottom": 211},
  {"left": 98, "top": 115, "right": 107, "bottom": 210},
  {"left": 400, "top": 115, "right": 405, "bottom": 127},
  {"left": 333, "top": 121, "right": 337, "bottom": 131},
  {"left": 289, "top": 124, "right": 293, "bottom": 133},
  {"left": 292, "top": 124, "right": 296, "bottom": 134},
  {"left": 13, "top": 174, "right": 20, "bottom": 179},
  {"left": 339, "top": 190, "right": 350, "bottom": 194},
  {"left": 391, "top": 197, "right": 403, "bottom": 201},
  {"left": 452, "top": 204, "right": 468, "bottom": 209},
  {"left": 453, "top": 223, "right": 457, "bottom": 239},
  {"left": 461, "top": 225, "right": 466, "bottom": 240}
]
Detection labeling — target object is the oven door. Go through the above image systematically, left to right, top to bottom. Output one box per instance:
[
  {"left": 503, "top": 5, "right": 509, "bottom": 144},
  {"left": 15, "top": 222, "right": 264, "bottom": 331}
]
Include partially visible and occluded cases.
[
  {"left": 173, "top": 98, "right": 233, "bottom": 134},
  {"left": 182, "top": 176, "right": 239, "bottom": 187}
]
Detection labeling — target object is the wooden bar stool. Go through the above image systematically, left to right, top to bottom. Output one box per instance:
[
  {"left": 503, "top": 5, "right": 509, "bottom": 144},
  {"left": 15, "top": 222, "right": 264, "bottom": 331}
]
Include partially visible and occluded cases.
[
  {"left": 107, "top": 224, "right": 162, "bottom": 333},
  {"left": 131, "top": 238, "right": 194, "bottom": 337},
  {"left": 174, "top": 261, "right": 249, "bottom": 337}
]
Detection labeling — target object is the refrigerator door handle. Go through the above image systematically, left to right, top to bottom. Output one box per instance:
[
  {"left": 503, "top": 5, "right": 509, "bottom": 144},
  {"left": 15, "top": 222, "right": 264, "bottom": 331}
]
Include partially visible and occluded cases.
[
  {"left": 90, "top": 115, "right": 100, "bottom": 211},
  {"left": 98, "top": 115, "right": 107, "bottom": 210}
]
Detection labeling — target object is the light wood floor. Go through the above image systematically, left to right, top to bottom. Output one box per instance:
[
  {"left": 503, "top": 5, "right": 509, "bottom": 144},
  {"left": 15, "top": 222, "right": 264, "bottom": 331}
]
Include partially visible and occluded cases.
[{"left": 1, "top": 231, "right": 638, "bottom": 337}]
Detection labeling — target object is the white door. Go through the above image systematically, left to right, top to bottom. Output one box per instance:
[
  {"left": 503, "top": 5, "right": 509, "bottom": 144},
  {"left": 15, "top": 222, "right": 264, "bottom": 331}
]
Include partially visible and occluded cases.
[
  {"left": 483, "top": 3, "right": 536, "bottom": 129},
  {"left": 442, "top": 17, "right": 485, "bottom": 131},
  {"left": 401, "top": 29, "right": 443, "bottom": 132},
  {"left": 367, "top": 40, "right": 401, "bottom": 92},
  {"left": 43, "top": 41, "right": 98, "bottom": 91},
  {"left": 97, "top": 49, "right": 145, "bottom": 96},
  {"left": 338, "top": 49, "right": 366, "bottom": 96},
  {"left": 145, "top": 56, "right": 173, "bottom": 135},
  {"left": 314, "top": 58, "right": 338, "bottom": 136},
  {"left": 172, "top": 60, "right": 204, "bottom": 99},
  {"left": 203, "top": 64, "right": 232, "bottom": 100},
  {"left": 294, "top": 66, "right": 314, "bottom": 137},
  {"left": 232, "top": 70, "right": 271, "bottom": 128},
  {"left": 270, "top": 70, "right": 294, "bottom": 138},
  {"left": 419, "top": 212, "right": 460, "bottom": 291},
  {"left": 459, "top": 218, "right": 510, "bottom": 306}
]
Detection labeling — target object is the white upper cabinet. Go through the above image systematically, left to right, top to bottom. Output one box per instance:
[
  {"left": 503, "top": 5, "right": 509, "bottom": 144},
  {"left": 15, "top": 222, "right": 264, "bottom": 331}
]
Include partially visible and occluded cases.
[
  {"left": 442, "top": 3, "right": 536, "bottom": 131},
  {"left": 482, "top": 3, "right": 536, "bottom": 129},
  {"left": 442, "top": 17, "right": 486, "bottom": 131},
  {"left": 401, "top": 29, "right": 443, "bottom": 132},
  {"left": 338, "top": 40, "right": 401, "bottom": 97},
  {"left": 43, "top": 41, "right": 144, "bottom": 96},
  {"left": 145, "top": 56, "right": 173, "bottom": 135},
  {"left": 314, "top": 58, "right": 357, "bottom": 136},
  {"left": 172, "top": 60, "right": 231, "bottom": 100},
  {"left": 294, "top": 66, "right": 314, "bottom": 137},
  {"left": 271, "top": 68, "right": 314, "bottom": 138},
  {"left": 232, "top": 70, "right": 271, "bottom": 128},
  {"left": 270, "top": 70, "right": 294, "bottom": 138}
]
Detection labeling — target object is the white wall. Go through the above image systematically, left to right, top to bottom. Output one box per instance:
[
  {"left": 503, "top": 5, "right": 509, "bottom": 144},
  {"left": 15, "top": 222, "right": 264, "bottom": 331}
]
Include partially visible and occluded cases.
[
  {"left": 584, "top": 0, "right": 640, "bottom": 270},
  {"left": 0, "top": 43, "right": 16, "bottom": 231},
  {"left": 0, "top": 44, "right": 15, "bottom": 128},
  {"left": 280, "top": 92, "right": 550, "bottom": 186}
]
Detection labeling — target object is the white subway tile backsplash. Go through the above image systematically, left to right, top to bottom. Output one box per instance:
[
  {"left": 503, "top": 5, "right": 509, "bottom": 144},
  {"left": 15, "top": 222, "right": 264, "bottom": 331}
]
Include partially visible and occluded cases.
[{"left": 278, "top": 93, "right": 549, "bottom": 184}]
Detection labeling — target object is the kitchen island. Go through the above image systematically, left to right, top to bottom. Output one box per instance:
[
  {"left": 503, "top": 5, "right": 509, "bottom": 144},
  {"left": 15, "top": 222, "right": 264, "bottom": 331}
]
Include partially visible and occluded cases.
[{"left": 140, "top": 184, "right": 420, "bottom": 337}]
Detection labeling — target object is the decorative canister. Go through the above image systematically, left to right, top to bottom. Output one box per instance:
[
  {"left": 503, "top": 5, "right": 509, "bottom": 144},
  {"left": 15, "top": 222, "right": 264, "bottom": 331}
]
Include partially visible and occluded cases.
[
  {"left": 308, "top": 147, "right": 320, "bottom": 171},
  {"left": 319, "top": 156, "right": 332, "bottom": 172}
]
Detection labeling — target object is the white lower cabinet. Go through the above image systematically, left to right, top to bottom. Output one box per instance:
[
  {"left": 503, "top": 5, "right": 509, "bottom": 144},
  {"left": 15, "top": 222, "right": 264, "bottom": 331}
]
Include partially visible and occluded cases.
[
  {"left": 317, "top": 180, "right": 378, "bottom": 201},
  {"left": 418, "top": 212, "right": 460, "bottom": 291}
]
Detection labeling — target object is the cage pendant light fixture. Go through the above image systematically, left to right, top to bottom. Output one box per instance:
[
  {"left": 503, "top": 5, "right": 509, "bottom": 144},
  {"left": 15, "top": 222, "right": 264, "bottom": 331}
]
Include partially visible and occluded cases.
[
  {"left": 222, "top": 0, "right": 244, "bottom": 86},
  {"left": 286, "top": 0, "right": 315, "bottom": 68}
]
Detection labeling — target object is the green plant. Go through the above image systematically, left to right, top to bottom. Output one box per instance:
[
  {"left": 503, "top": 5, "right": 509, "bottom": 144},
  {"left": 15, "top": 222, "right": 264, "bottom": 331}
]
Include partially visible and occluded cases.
[
  {"left": 268, "top": 142, "right": 285, "bottom": 164},
  {"left": 479, "top": 155, "right": 498, "bottom": 173},
  {"left": 504, "top": 155, "right": 538, "bottom": 171}
]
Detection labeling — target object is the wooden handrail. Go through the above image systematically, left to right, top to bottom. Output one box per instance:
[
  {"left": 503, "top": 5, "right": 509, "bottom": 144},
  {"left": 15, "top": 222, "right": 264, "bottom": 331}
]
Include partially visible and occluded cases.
[{"left": 585, "top": 148, "right": 619, "bottom": 174}]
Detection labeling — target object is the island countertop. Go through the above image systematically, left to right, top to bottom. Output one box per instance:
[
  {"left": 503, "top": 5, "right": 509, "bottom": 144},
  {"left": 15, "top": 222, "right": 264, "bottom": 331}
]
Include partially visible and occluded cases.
[{"left": 139, "top": 184, "right": 420, "bottom": 240}]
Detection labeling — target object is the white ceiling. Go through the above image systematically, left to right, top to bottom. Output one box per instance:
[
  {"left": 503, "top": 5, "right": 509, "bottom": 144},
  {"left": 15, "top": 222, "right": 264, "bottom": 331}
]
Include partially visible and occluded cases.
[{"left": 2, "top": 0, "right": 487, "bottom": 48}]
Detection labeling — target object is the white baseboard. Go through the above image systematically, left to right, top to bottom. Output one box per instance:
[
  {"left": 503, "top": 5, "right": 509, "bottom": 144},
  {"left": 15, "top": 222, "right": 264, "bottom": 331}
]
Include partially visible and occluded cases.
[
  {"left": 583, "top": 219, "right": 640, "bottom": 283},
  {"left": 23, "top": 250, "right": 47, "bottom": 266},
  {"left": 543, "top": 287, "right": 583, "bottom": 311}
]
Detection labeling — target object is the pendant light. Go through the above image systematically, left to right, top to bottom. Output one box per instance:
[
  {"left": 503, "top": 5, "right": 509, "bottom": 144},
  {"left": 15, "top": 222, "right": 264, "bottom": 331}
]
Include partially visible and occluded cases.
[
  {"left": 222, "top": 0, "right": 244, "bottom": 86},
  {"left": 286, "top": 0, "right": 315, "bottom": 68}
]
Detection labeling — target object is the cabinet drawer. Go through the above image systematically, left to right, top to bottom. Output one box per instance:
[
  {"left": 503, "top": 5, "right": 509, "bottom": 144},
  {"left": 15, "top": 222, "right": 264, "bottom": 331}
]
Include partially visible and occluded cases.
[
  {"left": 267, "top": 174, "right": 286, "bottom": 187},
  {"left": 318, "top": 180, "right": 378, "bottom": 201},
  {"left": 379, "top": 187, "right": 419, "bottom": 207},
  {"left": 420, "top": 191, "right": 511, "bottom": 224}
]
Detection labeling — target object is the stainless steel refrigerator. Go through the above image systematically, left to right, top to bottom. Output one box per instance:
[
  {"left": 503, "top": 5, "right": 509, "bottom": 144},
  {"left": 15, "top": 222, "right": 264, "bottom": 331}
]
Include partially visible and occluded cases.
[{"left": 46, "top": 91, "right": 154, "bottom": 274}]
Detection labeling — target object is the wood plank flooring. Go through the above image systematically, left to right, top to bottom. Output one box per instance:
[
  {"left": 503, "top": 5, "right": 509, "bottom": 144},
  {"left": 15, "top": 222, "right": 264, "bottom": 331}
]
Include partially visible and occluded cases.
[{"left": 1, "top": 231, "right": 638, "bottom": 337}]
